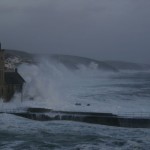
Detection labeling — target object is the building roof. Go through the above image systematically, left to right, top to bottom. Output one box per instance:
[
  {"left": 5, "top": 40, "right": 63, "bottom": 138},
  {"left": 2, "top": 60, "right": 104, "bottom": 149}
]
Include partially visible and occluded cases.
[{"left": 5, "top": 72, "right": 25, "bottom": 84}]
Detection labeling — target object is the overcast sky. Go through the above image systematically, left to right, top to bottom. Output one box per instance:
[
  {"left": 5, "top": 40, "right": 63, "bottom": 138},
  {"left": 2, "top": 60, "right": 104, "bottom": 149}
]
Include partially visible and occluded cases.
[{"left": 0, "top": 0, "right": 150, "bottom": 63}]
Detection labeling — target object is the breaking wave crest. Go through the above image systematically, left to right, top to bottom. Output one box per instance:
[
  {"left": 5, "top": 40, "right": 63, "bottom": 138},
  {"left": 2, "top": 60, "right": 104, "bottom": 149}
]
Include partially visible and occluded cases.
[{"left": 1, "top": 56, "right": 150, "bottom": 115}]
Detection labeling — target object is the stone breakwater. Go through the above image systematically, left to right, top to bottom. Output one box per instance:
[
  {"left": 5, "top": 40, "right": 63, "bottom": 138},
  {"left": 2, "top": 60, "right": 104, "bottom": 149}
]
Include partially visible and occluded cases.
[{"left": 1, "top": 107, "right": 150, "bottom": 128}]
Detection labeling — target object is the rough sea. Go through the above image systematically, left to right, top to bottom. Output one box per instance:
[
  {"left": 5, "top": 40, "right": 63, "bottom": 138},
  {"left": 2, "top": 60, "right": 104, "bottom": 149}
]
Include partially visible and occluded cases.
[{"left": 0, "top": 59, "right": 150, "bottom": 150}]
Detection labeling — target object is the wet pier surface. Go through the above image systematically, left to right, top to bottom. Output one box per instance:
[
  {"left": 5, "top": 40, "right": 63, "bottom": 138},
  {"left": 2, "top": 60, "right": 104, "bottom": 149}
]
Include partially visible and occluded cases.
[{"left": 1, "top": 107, "right": 150, "bottom": 128}]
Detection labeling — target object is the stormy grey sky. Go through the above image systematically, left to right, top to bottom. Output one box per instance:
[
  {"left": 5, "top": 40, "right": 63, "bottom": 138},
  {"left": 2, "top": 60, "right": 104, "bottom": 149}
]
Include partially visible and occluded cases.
[{"left": 0, "top": 0, "right": 150, "bottom": 63}]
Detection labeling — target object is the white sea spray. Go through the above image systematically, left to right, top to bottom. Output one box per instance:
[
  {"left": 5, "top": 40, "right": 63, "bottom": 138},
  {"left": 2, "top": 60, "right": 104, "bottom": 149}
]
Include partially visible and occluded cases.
[{"left": 0, "top": 56, "right": 150, "bottom": 116}]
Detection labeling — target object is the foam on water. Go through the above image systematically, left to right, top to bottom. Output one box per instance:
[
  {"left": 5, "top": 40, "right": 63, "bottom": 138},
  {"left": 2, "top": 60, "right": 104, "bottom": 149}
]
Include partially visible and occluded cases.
[
  {"left": 0, "top": 57, "right": 150, "bottom": 115},
  {"left": 0, "top": 113, "right": 150, "bottom": 150}
]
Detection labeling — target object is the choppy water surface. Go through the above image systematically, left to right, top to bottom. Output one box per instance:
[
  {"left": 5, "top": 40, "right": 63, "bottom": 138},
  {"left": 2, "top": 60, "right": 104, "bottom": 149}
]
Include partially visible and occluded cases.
[
  {"left": 0, "top": 61, "right": 150, "bottom": 149},
  {"left": 0, "top": 114, "right": 150, "bottom": 150}
]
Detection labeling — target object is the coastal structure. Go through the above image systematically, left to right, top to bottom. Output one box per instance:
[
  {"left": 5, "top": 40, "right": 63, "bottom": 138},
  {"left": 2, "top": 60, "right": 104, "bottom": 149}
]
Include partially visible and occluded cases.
[
  {"left": 0, "top": 43, "right": 25, "bottom": 102},
  {"left": 3, "top": 107, "right": 149, "bottom": 128}
]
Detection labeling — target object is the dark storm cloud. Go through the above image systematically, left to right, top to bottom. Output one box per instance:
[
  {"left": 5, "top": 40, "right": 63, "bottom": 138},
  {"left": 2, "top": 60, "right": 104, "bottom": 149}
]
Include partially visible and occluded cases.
[{"left": 0, "top": 0, "right": 150, "bottom": 63}]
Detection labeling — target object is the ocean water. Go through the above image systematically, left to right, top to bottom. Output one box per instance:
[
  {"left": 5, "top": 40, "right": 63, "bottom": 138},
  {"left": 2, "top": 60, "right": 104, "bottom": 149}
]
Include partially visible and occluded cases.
[
  {"left": 0, "top": 59, "right": 150, "bottom": 149},
  {"left": 0, "top": 114, "right": 150, "bottom": 150}
]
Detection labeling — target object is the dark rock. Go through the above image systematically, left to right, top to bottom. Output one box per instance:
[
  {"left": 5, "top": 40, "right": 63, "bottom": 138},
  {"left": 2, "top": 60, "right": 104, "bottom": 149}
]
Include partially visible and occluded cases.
[{"left": 75, "top": 103, "right": 81, "bottom": 106}]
